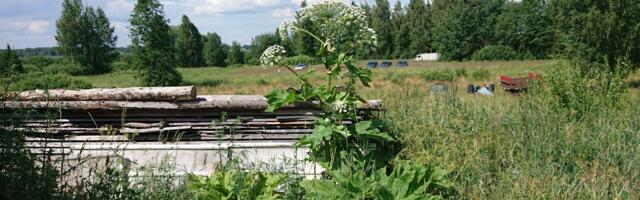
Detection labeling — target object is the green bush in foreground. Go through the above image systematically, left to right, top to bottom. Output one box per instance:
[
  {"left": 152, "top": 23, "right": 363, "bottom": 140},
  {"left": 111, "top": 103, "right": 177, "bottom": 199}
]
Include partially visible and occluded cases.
[
  {"left": 471, "top": 45, "right": 518, "bottom": 61},
  {"left": 9, "top": 73, "right": 92, "bottom": 91},
  {"left": 302, "top": 161, "right": 452, "bottom": 199}
]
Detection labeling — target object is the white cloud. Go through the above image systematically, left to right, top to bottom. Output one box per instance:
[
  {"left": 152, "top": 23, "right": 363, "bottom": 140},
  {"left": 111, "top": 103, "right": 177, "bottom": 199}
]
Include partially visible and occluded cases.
[
  {"left": 106, "top": 0, "right": 135, "bottom": 20},
  {"left": 194, "top": 0, "right": 290, "bottom": 15},
  {"left": 271, "top": 7, "right": 294, "bottom": 19},
  {"left": 5, "top": 20, "right": 51, "bottom": 34},
  {"left": 25, "top": 20, "right": 49, "bottom": 33}
]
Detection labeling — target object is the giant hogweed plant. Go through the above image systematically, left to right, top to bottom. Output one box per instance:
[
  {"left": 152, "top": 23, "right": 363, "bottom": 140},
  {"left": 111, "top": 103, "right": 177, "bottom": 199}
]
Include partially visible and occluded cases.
[{"left": 261, "top": 1, "right": 394, "bottom": 171}]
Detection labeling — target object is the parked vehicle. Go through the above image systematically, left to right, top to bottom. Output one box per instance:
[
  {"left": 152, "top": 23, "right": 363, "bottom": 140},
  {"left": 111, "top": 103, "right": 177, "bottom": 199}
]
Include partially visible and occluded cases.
[
  {"left": 415, "top": 53, "right": 439, "bottom": 61},
  {"left": 396, "top": 60, "right": 409, "bottom": 67},
  {"left": 366, "top": 61, "right": 378, "bottom": 68},
  {"left": 380, "top": 61, "right": 392, "bottom": 68},
  {"left": 294, "top": 63, "right": 308, "bottom": 70}
]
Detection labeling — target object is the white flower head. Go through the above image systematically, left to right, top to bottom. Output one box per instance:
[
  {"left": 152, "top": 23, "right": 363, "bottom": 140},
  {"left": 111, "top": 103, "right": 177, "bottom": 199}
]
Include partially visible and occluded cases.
[
  {"left": 295, "top": 1, "right": 376, "bottom": 52},
  {"left": 278, "top": 20, "right": 294, "bottom": 41},
  {"left": 260, "top": 45, "right": 287, "bottom": 66},
  {"left": 331, "top": 100, "right": 348, "bottom": 113}
]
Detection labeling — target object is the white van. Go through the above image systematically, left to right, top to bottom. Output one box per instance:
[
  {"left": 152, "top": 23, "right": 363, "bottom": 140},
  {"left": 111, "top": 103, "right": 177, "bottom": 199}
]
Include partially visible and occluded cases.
[{"left": 415, "top": 53, "right": 439, "bottom": 61}]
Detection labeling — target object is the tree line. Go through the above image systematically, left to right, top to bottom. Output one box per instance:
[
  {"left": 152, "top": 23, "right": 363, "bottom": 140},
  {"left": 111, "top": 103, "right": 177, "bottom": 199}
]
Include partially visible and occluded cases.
[{"left": 3, "top": 0, "right": 637, "bottom": 86}]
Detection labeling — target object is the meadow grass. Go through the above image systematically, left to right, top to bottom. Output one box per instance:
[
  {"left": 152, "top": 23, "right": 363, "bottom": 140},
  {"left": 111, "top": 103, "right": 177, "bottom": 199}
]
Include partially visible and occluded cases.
[{"left": 72, "top": 60, "right": 640, "bottom": 199}]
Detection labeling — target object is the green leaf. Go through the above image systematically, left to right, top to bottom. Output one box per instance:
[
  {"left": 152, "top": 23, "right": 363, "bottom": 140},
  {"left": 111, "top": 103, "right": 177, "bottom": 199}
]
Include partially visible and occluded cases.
[
  {"left": 346, "top": 62, "right": 372, "bottom": 87},
  {"left": 297, "top": 83, "right": 316, "bottom": 102},
  {"left": 265, "top": 89, "right": 296, "bottom": 112},
  {"left": 355, "top": 121, "right": 395, "bottom": 142},
  {"left": 295, "top": 123, "right": 332, "bottom": 148}
]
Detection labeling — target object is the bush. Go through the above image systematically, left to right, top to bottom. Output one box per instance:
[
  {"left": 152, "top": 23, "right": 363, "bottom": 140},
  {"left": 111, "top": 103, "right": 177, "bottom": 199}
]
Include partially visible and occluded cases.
[
  {"left": 471, "top": 45, "right": 518, "bottom": 61},
  {"left": 283, "top": 55, "right": 319, "bottom": 66},
  {"left": 22, "top": 56, "right": 56, "bottom": 69},
  {"left": 42, "top": 60, "right": 89, "bottom": 75},
  {"left": 422, "top": 70, "right": 456, "bottom": 82},
  {"left": 10, "top": 73, "right": 93, "bottom": 91},
  {"left": 301, "top": 161, "right": 452, "bottom": 199},
  {"left": 186, "top": 169, "right": 295, "bottom": 199}
]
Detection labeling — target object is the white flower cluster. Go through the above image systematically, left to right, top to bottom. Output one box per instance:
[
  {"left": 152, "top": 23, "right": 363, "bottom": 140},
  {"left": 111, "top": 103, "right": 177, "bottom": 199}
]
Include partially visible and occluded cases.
[
  {"left": 294, "top": 1, "right": 377, "bottom": 50},
  {"left": 278, "top": 20, "right": 294, "bottom": 41},
  {"left": 260, "top": 45, "right": 287, "bottom": 66},
  {"left": 331, "top": 100, "right": 348, "bottom": 113}
]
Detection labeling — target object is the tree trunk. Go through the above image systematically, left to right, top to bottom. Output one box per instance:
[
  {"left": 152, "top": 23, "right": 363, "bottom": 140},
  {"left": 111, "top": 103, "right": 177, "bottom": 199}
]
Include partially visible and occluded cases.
[{"left": 5, "top": 86, "right": 197, "bottom": 101}]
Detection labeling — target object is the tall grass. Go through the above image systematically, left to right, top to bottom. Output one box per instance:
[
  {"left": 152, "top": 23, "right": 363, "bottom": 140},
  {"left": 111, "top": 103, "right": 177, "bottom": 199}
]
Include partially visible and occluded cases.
[{"left": 371, "top": 62, "right": 640, "bottom": 199}]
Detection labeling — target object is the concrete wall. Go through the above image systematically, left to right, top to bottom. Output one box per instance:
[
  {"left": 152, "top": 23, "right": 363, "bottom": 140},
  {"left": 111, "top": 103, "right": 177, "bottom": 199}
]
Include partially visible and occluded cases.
[{"left": 29, "top": 140, "right": 323, "bottom": 180}]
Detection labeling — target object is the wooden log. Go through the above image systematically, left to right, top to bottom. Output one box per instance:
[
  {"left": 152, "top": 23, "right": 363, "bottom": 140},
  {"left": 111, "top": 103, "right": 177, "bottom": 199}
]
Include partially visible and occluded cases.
[
  {"left": 5, "top": 86, "right": 197, "bottom": 101},
  {"left": 1, "top": 95, "right": 382, "bottom": 110}
]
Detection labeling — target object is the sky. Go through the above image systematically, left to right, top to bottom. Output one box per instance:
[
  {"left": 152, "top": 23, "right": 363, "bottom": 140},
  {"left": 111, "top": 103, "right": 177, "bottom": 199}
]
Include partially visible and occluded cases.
[{"left": 0, "top": 0, "right": 410, "bottom": 49}]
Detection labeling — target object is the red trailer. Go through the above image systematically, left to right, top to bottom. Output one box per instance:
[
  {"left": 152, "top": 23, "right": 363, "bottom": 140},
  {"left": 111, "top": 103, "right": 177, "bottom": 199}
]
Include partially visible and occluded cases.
[{"left": 500, "top": 73, "right": 541, "bottom": 93}]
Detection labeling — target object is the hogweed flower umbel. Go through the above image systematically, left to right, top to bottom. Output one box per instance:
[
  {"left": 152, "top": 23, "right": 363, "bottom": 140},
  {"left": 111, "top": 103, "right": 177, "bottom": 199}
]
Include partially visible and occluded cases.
[{"left": 260, "top": 45, "right": 287, "bottom": 66}]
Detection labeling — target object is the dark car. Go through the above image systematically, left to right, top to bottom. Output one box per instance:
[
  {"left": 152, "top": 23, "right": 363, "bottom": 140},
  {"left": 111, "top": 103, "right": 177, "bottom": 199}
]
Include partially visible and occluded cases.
[
  {"left": 396, "top": 60, "right": 409, "bottom": 67},
  {"left": 366, "top": 61, "right": 378, "bottom": 68},
  {"left": 380, "top": 61, "right": 392, "bottom": 68}
]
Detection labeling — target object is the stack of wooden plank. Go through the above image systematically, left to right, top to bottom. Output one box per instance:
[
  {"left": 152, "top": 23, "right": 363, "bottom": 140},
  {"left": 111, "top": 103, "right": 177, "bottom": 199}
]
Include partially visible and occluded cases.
[{"left": 1, "top": 86, "right": 382, "bottom": 143}]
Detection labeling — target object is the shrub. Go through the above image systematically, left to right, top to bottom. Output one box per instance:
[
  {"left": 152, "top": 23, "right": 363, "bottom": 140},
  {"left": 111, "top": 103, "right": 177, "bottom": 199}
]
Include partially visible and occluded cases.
[
  {"left": 471, "top": 45, "right": 518, "bottom": 61},
  {"left": 282, "top": 55, "right": 318, "bottom": 66},
  {"left": 22, "top": 56, "right": 55, "bottom": 69},
  {"left": 43, "top": 60, "right": 88, "bottom": 75},
  {"left": 470, "top": 69, "right": 492, "bottom": 80},
  {"left": 422, "top": 70, "right": 456, "bottom": 82},
  {"left": 10, "top": 73, "right": 92, "bottom": 91},
  {"left": 301, "top": 161, "right": 452, "bottom": 199},
  {"left": 186, "top": 170, "right": 289, "bottom": 200}
]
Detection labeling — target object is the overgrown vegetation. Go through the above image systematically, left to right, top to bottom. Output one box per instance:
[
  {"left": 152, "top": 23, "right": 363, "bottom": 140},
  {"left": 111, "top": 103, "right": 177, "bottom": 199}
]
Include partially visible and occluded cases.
[{"left": 3, "top": 0, "right": 640, "bottom": 199}]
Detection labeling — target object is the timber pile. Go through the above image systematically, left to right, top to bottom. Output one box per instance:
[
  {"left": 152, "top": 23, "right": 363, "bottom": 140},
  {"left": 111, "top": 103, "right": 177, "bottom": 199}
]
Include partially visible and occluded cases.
[{"left": 1, "top": 86, "right": 382, "bottom": 143}]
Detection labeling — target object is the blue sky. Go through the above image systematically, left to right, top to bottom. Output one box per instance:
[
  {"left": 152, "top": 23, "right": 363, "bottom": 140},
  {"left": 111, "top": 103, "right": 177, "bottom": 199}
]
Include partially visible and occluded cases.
[{"left": 0, "top": 0, "right": 410, "bottom": 49}]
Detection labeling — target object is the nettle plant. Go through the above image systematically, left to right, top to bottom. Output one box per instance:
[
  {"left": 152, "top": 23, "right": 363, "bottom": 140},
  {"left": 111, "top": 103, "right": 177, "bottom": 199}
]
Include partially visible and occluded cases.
[{"left": 261, "top": 1, "right": 395, "bottom": 170}]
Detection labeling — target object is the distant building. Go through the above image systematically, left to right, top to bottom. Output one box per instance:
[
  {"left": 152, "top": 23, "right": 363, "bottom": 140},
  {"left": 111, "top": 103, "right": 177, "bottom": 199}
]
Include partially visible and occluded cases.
[{"left": 415, "top": 53, "right": 439, "bottom": 61}]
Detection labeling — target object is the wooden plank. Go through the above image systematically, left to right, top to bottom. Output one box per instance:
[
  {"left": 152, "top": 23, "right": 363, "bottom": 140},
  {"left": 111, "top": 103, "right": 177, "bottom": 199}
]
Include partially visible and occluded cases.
[{"left": 5, "top": 86, "right": 197, "bottom": 101}]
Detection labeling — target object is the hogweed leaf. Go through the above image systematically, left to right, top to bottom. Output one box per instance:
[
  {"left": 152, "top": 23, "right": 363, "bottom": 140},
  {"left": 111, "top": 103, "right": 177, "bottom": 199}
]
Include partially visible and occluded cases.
[{"left": 265, "top": 89, "right": 296, "bottom": 112}]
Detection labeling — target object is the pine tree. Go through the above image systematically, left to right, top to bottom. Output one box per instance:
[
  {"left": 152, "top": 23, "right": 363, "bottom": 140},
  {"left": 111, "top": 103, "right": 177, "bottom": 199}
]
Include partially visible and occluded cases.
[
  {"left": 55, "top": 0, "right": 83, "bottom": 64},
  {"left": 130, "top": 0, "right": 182, "bottom": 86},
  {"left": 372, "top": 0, "right": 392, "bottom": 58},
  {"left": 406, "top": 0, "right": 432, "bottom": 56},
  {"left": 432, "top": 0, "right": 504, "bottom": 61},
  {"left": 495, "top": 0, "right": 553, "bottom": 59},
  {"left": 552, "top": 0, "right": 640, "bottom": 72},
  {"left": 392, "top": 1, "right": 410, "bottom": 58},
  {"left": 175, "top": 15, "right": 204, "bottom": 67},
  {"left": 203, "top": 32, "right": 227, "bottom": 67},
  {"left": 227, "top": 41, "right": 245, "bottom": 65},
  {"left": 0, "top": 45, "right": 23, "bottom": 77}
]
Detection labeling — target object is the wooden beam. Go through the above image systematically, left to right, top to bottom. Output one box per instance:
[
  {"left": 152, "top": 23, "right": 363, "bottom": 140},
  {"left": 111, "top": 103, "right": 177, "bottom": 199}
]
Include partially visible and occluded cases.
[
  {"left": 4, "top": 86, "right": 197, "bottom": 101},
  {"left": 1, "top": 95, "right": 382, "bottom": 110}
]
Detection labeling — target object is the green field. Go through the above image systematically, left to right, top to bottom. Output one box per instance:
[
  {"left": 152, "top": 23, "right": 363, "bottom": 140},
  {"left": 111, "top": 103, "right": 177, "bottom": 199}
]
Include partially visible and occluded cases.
[
  {"left": 72, "top": 60, "right": 640, "bottom": 199},
  {"left": 77, "top": 60, "right": 552, "bottom": 94}
]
